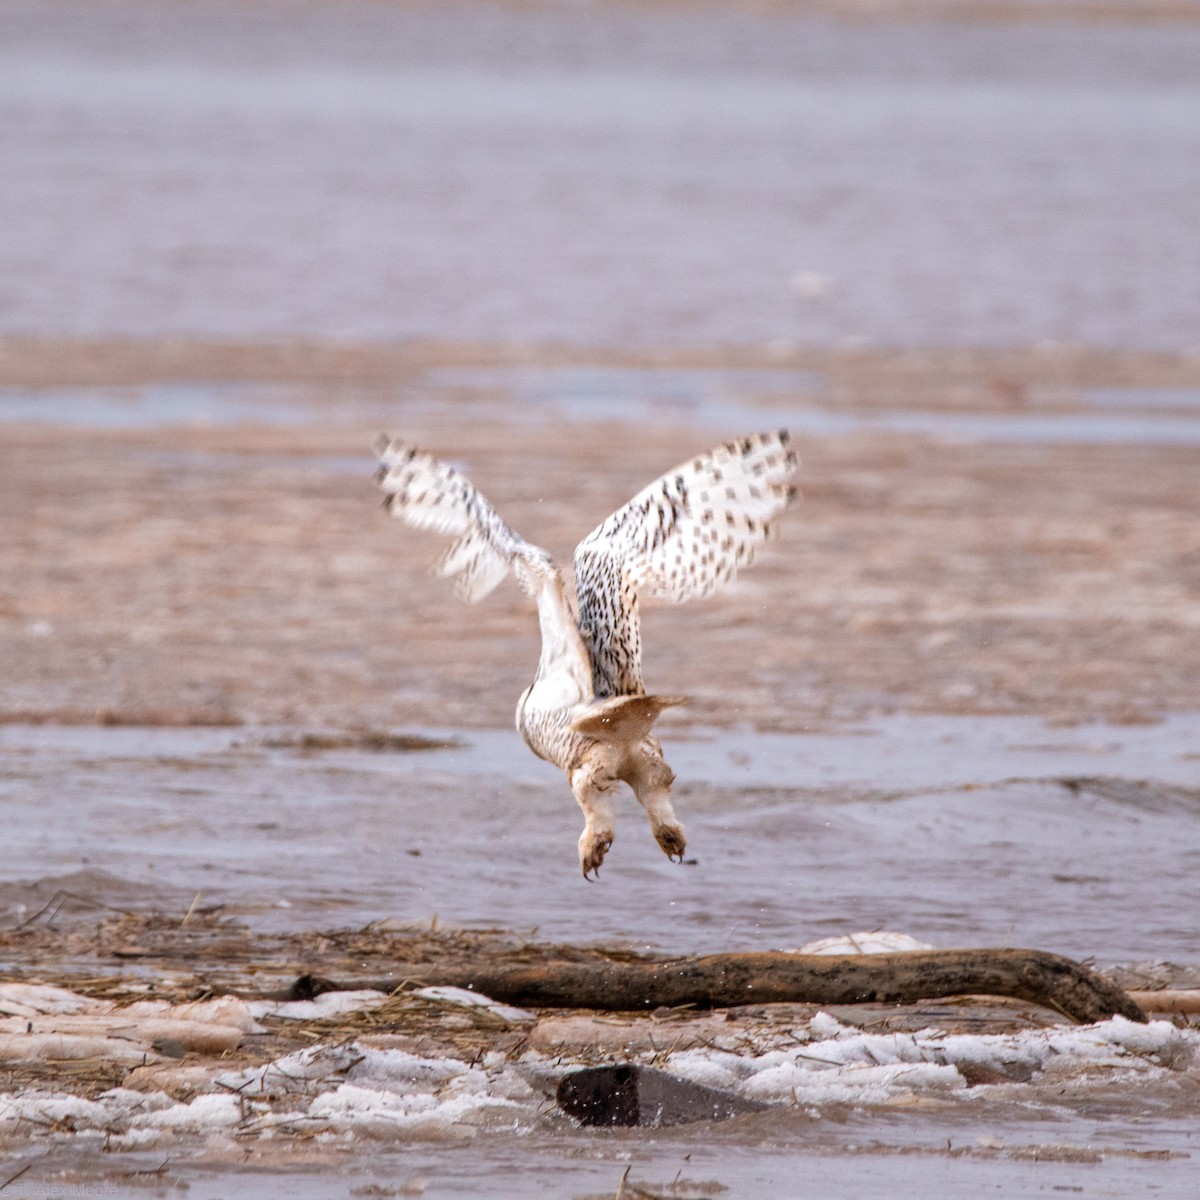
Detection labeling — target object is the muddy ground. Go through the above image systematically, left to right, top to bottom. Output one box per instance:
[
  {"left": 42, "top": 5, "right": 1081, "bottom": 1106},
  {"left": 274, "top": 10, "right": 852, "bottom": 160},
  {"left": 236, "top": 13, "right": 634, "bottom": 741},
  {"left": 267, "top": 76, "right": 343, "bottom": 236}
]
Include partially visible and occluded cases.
[{"left": 2, "top": 339, "right": 1199, "bottom": 733}]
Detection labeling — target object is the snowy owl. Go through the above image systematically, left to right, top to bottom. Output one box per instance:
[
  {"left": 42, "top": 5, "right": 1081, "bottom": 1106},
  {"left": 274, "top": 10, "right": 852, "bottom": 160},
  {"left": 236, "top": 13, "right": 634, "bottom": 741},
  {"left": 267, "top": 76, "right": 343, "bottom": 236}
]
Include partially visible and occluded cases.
[{"left": 374, "top": 432, "right": 798, "bottom": 877}]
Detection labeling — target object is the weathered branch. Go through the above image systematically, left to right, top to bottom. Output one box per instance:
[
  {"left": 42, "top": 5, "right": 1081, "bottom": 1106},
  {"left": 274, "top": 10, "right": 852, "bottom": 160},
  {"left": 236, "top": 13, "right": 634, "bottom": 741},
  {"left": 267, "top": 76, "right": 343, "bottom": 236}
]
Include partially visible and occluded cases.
[
  {"left": 290, "top": 947, "right": 1145, "bottom": 1025},
  {"left": 1128, "top": 989, "right": 1200, "bottom": 1015}
]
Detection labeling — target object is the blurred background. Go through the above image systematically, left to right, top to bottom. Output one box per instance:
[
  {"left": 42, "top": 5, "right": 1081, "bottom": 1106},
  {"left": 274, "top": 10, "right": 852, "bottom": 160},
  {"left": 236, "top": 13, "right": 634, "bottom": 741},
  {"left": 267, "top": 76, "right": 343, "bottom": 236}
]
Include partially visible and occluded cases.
[
  {"left": 2, "top": 0, "right": 1199, "bottom": 349},
  {"left": 3, "top": 0, "right": 1199, "bottom": 969},
  {"left": 2, "top": 2, "right": 1200, "bottom": 1193}
]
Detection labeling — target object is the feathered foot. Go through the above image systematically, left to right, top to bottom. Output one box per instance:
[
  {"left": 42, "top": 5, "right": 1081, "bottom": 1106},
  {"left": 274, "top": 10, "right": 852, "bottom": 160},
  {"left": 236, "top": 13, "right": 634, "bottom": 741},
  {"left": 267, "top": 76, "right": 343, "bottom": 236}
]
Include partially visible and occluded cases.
[
  {"left": 623, "top": 743, "right": 686, "bottom": 865},
  {"left": 571, "top": 759, "right": 618, "bottom": 879},
  {"left": 652, "top": 819, "right": 687, "bottom": 863},
  {"left": 579, "top": 826, "right": 614, "bottom": 880}
]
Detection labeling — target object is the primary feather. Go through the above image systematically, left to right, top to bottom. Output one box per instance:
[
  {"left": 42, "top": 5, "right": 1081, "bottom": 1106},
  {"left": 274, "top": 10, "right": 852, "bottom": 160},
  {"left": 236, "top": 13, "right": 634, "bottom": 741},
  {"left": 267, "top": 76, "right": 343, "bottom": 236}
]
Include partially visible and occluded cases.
[
  {"left": 574, "top": 431, "right": 797, "bottom": 696},
  {"left": 374, "top": 438, "right": 554, "bottom": 601}
]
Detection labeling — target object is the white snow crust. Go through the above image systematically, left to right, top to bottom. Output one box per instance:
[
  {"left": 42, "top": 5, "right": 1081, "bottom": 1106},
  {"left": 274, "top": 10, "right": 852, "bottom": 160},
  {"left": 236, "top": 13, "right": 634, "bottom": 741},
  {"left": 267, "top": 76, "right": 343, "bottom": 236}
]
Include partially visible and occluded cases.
[
  {"left": 247, "top": 990, "right": 389, "bottom": 1020},
  {"left": 0, "top": 1012, "right": 1193, "bottom": 1146},
  {"left": 667, "top": 1014, "right": 1196, "bottom": 1105}
]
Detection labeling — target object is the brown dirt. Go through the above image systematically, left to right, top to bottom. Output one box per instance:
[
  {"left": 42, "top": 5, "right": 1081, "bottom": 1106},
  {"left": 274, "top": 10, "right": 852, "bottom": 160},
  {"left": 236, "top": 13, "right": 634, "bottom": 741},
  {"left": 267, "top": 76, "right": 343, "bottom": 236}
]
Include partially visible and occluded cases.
[{"left": 2, "top": 338, "right": 1198, "bottom": 732}]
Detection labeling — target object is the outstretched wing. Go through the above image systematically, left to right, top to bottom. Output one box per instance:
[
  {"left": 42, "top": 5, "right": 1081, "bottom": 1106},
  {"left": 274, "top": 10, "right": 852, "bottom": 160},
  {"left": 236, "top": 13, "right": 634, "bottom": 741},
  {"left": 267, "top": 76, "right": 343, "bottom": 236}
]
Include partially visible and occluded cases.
[
  {"left": 573, "top": 431, "right": 798, "bottom": 697},
  {"left": 375, "top": 436, "right": 594, "bottom": 715},
  {"left": 374, "top": 437, "right": 555, "bottom": 602}
]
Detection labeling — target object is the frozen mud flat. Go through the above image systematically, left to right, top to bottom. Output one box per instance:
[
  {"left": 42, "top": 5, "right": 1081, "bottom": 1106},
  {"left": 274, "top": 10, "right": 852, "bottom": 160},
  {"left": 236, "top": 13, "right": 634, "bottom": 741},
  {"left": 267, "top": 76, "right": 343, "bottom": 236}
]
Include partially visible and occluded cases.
[
  {"left": 0, "top": 978, "right": 1195, "bottom": 1198},
  {"left": 0, "top": 991, "right": 1197, "bottom": 1197}
]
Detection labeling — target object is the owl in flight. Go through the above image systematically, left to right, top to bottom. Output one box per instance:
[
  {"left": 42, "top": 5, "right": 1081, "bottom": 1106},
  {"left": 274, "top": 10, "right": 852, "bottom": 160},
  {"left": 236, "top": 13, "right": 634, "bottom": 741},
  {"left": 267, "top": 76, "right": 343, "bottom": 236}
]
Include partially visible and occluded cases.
[{"left": 375, "top": 432, "right": 798, "bottom": 877}]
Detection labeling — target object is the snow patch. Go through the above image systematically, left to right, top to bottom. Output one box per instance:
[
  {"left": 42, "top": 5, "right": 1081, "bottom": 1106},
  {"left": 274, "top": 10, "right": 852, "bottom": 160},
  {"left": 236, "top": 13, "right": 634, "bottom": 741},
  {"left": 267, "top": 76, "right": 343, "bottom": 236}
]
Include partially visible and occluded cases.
[
  {"left": 794, "top": 931, "right": 935, "bottom": 955},
  {"left": 0, "top": 983, "right": 114, "bottom": 1017},
  {"left": 414, "top": 986, "right": 536, "bottom": 1024},
  {"left": 248, "top": 989, "right": 388, "bottom": 1020},
  {"left": 667, "top": 1014, "right": 1196, "bottom": 1105},
  {"left": 0, "top": 1016, "right": 1193, "bottom": 1146},
  {"left": 307, "top": 1083, "right": 519, "bottom": 1139},
  {"left": 133, "top": 1092, "right": 243, "bottom": 1132}
]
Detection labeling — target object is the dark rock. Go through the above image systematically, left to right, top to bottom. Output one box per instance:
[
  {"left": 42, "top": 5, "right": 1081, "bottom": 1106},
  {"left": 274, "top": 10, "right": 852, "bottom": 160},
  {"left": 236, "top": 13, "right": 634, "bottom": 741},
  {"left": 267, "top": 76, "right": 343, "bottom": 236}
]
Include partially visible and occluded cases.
[
  {"left": 957, "top": 1059, "right": 1036, "bottom": 1087},
  {"left": 556, "top": 1063, "right": 768, "bottom": 1127}
]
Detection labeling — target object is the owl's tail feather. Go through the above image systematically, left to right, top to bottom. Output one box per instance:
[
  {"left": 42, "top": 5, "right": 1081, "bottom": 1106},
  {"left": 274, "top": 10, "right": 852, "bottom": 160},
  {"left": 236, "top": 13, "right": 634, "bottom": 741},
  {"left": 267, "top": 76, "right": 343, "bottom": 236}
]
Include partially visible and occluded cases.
[{"left": 570, "top": 694, "right": 689, "bottom": 746}]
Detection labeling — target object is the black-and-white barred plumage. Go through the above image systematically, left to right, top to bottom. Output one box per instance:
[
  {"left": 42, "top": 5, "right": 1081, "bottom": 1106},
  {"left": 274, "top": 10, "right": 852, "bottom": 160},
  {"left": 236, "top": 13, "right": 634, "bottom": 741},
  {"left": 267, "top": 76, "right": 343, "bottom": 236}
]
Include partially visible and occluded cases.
[
  {"left": 375, "top": 432, "right": 798, "bottom": 876},
  {"left": 575, "top": 433, "right": 796, "bottom": 696},
  {"left": 372, "top": 438, "right": 556, "bottom": 601}
]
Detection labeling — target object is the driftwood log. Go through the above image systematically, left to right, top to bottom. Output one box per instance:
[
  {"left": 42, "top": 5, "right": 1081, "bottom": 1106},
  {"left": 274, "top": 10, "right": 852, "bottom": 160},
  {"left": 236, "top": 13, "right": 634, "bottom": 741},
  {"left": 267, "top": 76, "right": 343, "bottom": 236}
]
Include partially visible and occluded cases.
[
  {"left": 291, "top": 948, "right": 1145, "bottom": 1025},
  {"left": 1127, "top": 989, "right": 1200, "bottom": 1015}
]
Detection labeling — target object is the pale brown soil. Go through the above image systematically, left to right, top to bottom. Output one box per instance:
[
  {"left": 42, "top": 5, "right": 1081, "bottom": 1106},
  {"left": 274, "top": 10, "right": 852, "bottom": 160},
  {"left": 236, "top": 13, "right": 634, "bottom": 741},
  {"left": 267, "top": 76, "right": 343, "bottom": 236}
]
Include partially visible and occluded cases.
[{"left": 2, "top": 338, "right": 1198, "bottom": 732}]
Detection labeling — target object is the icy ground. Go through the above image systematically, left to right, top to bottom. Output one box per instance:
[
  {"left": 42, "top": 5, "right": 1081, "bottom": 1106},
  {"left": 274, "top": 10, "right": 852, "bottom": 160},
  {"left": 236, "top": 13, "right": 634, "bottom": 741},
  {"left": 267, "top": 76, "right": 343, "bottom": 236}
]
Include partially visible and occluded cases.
[{"left": 0, "top": 982, "right": 1196, "bottom": 1151}]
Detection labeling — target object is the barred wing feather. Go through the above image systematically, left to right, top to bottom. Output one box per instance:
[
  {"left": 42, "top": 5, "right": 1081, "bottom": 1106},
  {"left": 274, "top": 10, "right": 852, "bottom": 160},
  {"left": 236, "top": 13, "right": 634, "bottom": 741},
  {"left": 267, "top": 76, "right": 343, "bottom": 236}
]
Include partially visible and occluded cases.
[
  {"left": 573, "top": 431, "right": 798, "bottom": 697},
  {"left": 374, "top": 437, "right": 554, "bottom": 602}
]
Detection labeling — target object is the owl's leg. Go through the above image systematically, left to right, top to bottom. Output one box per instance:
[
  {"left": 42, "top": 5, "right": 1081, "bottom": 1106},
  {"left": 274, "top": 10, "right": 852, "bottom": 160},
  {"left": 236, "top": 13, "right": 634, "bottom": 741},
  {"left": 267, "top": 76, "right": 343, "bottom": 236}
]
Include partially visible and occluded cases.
[
  {"left": 624, "top": 741, "right": 686, "bottom": 863},
  {"left": 569, "top": 755, "right": 620, "bottom": 879}
]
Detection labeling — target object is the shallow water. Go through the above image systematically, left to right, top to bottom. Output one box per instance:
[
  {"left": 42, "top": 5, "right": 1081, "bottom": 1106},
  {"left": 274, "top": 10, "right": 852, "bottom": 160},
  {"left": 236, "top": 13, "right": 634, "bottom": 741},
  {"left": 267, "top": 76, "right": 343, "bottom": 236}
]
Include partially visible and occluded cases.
[
  {"left": 2, "top": 0, "right": 1199, "bottom": 349},
  {"left": 410, "top": 366, "right": 1200, "bottom": 443},
  {"left": 9, "top": 373, "right": 1200, "bottom": 447},
  {"left": 0, "top": 383, "right": 314, "bottom": 428},
  {"left": 1087, "top": 387, "right": 1200, "bottom": 410},
  {"left": 2, "top": 715, "right": 1196, "bottom": 963},
  {"left": 7, "top": 1110, "right": 1199, "bottom": 1200}
]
